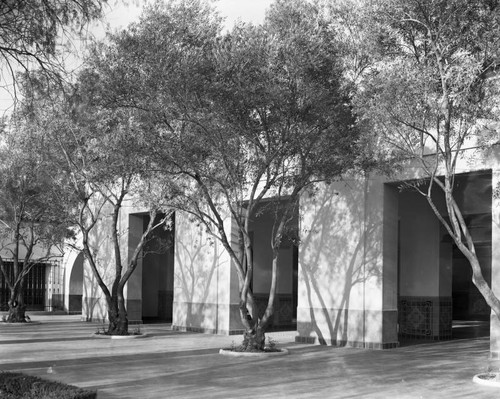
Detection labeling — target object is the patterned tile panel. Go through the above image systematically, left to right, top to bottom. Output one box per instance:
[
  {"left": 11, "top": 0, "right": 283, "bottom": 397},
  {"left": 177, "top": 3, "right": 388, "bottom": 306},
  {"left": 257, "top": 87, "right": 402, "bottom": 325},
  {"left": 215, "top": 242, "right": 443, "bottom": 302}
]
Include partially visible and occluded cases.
[
  {"left": 253, "top": 293, "right": 294, "bottom": 327},
  {"left": 399, "top": 296, "right": 452, "bottom": 340},
  {"left": 399, "top": 298, "right": 432, "bottom": 337}
]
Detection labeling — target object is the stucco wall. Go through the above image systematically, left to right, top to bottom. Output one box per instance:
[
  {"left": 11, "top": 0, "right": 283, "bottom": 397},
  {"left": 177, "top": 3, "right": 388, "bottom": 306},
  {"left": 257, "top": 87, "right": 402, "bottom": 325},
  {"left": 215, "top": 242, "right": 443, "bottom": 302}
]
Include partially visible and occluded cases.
[
  {"left": 77, "top": 145, "right": 500, "bottom": 354},
  {"left": 490, "top": 167, "right": 500, "bottom": 357},
  {"left": 297, "top": 177, "right": 398, "bottom": 348},
  {"left": 80, "top": 201, "right": 148, "bottom": 323},
  {"left": 81, "top": 202, "right": 116, "bottom": 322},
  {"left": 172, "top": 210, "right": 237, "bottom": 334}
]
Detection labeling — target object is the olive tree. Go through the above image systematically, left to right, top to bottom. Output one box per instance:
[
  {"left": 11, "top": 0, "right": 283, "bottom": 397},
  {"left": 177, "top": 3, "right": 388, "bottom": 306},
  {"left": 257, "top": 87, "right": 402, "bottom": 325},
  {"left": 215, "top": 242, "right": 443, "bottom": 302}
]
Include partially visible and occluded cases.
[
  {"left": 0, "top": 0, "right": 107, "bottom": 104},
  {"left": 87, "top": 0, "right": 361, "bottom": 348},
  {"left": 355, "top": 0, "right": 500, "bottom": 317},
  {"left": 23, "top": 74, "right": 174, "bottom": 334},
  {"left": 0, "top": 110, "right": 69, "bottom": 322}
]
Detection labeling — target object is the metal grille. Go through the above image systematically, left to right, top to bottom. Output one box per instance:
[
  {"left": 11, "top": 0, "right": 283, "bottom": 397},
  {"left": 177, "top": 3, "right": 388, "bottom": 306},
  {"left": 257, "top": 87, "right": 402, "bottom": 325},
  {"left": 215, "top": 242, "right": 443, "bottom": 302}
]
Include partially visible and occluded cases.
[{"left": 0, "top": 261, "right": 47, "bottom": 310}]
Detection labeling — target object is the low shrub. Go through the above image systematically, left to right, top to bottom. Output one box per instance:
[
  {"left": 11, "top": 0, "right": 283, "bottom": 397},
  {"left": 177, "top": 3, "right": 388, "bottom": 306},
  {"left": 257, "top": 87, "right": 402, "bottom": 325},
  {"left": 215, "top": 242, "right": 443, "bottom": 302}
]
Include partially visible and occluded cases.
[
  {"left": 94, "top": 324, "right": 142, "bottom": 336},
  {"left": 225, "top": 336, "right": 282, "bottom": 353},
  {"left": 0, "top": 371, "right": 97, "bottom": 399}
]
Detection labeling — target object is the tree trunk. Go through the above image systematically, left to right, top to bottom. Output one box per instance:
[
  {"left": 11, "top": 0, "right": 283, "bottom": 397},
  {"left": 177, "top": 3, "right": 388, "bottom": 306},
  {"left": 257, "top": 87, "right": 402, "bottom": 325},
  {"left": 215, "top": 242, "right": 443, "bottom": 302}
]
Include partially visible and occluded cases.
[
  {"left": 426, "top": 182, "right": 500, "bottom": 322},
  {"left": 461, "top": 245, "right": 500, "bottom": 318},
  {"left": 7, "top": 292, "right": 27, "bottom": 323},
  {"left": 236, "top": 292, "right": 267, "bottom": 351},
  {"left": 106, "top": 298, "right": 128, "bottom": 335},
  {"left": 107, "top": 309, "right": 128, "bottom": 335},
  {"left": 241, "top": 325, "right": 266, "bottom": 352}
]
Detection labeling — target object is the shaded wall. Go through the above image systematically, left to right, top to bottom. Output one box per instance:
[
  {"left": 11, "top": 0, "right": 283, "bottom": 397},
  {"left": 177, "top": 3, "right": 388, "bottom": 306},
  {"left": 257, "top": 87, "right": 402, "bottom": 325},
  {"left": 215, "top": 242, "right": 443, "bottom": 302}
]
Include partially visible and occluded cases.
[
  {"left": 398, "top": 189, "right": 452, "bottom": 339},
  {"left": 250, "top": 203, "right": 298, "bottom": 328}
]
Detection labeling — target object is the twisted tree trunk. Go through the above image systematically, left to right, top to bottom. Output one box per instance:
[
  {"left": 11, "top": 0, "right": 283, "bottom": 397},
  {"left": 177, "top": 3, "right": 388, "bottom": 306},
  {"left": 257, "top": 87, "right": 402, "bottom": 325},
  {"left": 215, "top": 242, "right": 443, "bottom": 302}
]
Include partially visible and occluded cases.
[
  {"left": 7, "top": 292, "right": 27, "bottom": 323},
  {"left": 106, "top": 293, "right": 128, "bottom": 335}
]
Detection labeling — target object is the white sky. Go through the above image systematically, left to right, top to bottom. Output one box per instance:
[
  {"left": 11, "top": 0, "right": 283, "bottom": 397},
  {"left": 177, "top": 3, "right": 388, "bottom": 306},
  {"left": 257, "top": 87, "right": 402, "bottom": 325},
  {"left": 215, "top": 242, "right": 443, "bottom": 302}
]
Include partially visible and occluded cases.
[
  {"left": 0, "top": 0, "right": 273, "bottom": 115},
  {"left": 103, "top": 0, "right": 273, "bottom": 32}
]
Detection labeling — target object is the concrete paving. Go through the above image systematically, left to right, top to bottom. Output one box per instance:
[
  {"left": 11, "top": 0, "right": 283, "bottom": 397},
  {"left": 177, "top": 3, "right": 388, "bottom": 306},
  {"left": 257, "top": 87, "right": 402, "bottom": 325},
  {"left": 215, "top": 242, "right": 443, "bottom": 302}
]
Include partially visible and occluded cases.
[{"left": 0, "top": 314, "right": 499, "bottom": 398}]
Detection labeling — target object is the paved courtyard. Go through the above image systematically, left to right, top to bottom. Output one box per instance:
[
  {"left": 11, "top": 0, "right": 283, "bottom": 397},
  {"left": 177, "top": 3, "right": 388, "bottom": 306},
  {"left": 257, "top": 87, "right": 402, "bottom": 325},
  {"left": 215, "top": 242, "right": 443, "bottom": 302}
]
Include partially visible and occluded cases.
[{"left": 0, "top": 314, "right": 499, "bottom": 398}]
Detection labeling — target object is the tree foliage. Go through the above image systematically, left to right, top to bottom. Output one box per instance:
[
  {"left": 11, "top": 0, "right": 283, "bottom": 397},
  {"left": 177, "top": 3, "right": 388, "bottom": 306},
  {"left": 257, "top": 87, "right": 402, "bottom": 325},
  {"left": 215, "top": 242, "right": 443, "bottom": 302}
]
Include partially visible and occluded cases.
[
  {"left": 0, "top": 0, "right": 107, "bottom": 105},
  {"left": 85, "top": 0, "right": 361, "bottom": 348},
  {"left": 355, "top": 0, "right": 500, "bottom": 317},
  {"left": 16, "top": 69, "right": 174, "bottom": 334},
  {"left": 0, "top": 105, "right": 70, "bottom": 322}
]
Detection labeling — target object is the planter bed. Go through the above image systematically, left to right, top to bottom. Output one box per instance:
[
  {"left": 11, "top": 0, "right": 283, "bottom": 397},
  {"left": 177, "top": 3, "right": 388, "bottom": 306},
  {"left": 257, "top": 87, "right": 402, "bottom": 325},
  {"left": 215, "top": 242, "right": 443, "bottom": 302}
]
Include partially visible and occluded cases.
[
  {"left": 93, "top": 333, "right": 148, "bottom": 340},
  {"left": 219, "top": 348, "right": 289, "bottom": 357},
  {"left": 0, "top": 371, "right": 96, "bottom": 399}
]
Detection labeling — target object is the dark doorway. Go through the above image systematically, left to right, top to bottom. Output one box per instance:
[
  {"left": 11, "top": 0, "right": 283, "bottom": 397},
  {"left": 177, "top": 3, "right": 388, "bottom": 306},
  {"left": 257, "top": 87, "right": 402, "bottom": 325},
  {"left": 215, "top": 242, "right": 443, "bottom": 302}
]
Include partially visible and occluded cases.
[
  {"left": 397, "top": 170, "right": 492, "bottom": 344},
  {"left": 249, "top": 201, "right": 299, "bottom": 331},
  {"left": 141, "top": 214, "right": 175, "bottom": 323}
]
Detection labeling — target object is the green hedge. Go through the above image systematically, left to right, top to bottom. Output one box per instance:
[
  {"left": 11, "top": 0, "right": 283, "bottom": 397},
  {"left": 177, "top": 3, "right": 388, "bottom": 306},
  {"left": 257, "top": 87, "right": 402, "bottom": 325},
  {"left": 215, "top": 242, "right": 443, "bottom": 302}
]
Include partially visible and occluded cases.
[{"left": 0, "top": 371, "right": 97, "bottom": 399}]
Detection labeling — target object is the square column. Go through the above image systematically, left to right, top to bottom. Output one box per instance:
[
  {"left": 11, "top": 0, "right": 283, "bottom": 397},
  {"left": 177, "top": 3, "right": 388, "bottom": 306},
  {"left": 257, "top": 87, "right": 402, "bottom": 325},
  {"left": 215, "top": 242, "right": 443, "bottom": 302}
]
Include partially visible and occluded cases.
[
  {"left": 490, "top": 168, "right": 500, "bottom": 358},
  {"left": 296, "top": 176, "right": 398, "bottom": 349},
  {"left": 172, "top": 210, "right": 241, "bottom": 335}
]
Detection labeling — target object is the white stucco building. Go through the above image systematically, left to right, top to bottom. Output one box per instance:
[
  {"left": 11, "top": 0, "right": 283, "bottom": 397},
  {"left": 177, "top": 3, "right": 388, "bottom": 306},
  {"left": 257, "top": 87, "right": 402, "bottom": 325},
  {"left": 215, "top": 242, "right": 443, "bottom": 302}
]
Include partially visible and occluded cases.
[{"left": 60, "top": 144, "right": 500, "bottom": 356}]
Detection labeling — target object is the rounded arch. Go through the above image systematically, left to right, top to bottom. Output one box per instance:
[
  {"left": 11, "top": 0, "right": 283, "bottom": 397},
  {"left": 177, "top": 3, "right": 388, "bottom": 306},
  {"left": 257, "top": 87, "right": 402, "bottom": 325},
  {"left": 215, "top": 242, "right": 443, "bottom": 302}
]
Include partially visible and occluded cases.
[{"left": 63, "top": 250, "right": 84, "bottom": 313}]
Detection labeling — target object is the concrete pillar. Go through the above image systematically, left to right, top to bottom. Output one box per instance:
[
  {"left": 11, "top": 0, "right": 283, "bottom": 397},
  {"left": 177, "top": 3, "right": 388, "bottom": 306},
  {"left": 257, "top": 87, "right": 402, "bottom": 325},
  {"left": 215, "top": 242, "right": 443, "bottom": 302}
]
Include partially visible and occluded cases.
[
  {"left": 490, "top": 168, "right": 500, "bottom": 358},
  {"left": 296, "top": 175, "right": 399, "bottom": 349},
  {"left": 381, "top": 184, "right": 399, "bottom": 346},
  {"left": 82, "top": 205, "right": 113, "bottom": 323},
  {"left": 172, "top": 210, "right": 240, "bottom": 334},
  {"left": 82, "top": 256, "right": 107, "bottom": 322},
  {"left": 44, "top": 262, "right": 54, "bottom": 312}
]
